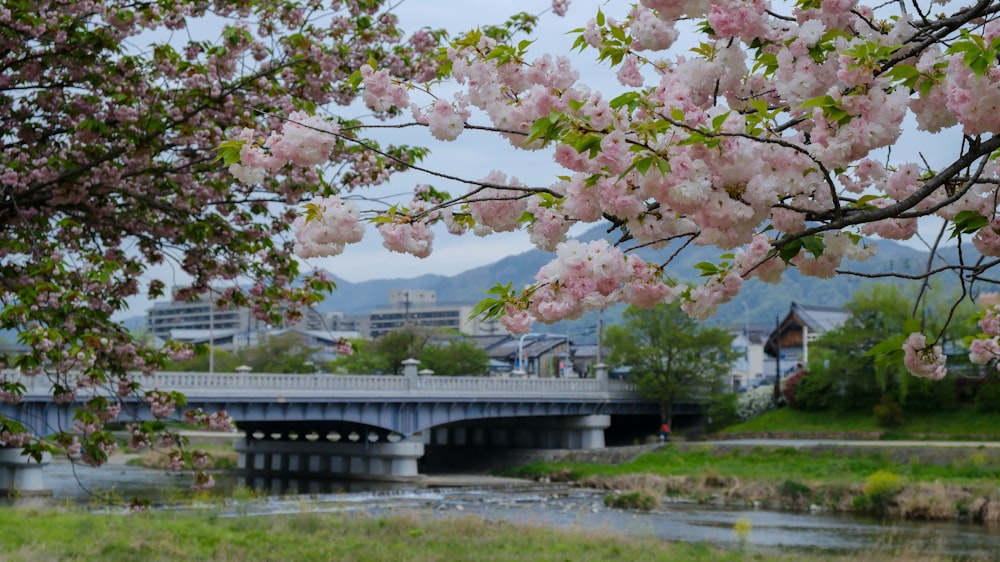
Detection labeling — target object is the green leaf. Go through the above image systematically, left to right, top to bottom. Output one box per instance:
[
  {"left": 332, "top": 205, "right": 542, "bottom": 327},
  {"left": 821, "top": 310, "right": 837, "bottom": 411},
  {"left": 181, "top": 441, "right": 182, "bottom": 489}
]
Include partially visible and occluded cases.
[
  {"left": 609, "top": 91, "right": 641, "bottom": 112},
  {"left": 800, "top": 95, "right": 836, "bottom": 109},
  {"left": 711, "top": 111, "right": 731, "bottom": 131},
  {"left": 525, "top": 112, "right": 565, "bottom": 146},
  {"left": 213, "top": 139, "right": 246, "bottom": 166},
  {"left": 950, "top": 210, "right": 989, "bottom": 239},
  {"left": 801, "top": 234, "right": 826, "bottom": 257},
  {"left": 778, "top": 239, "right": 803, "bottom": 264},
  {"left": 694, "top": 261, "right": 720, "bottom": 276},
  {"left": 470, "top": 282, "right": 516, "bottom": 320},
  {"left": 865, "top": 333, "right": 906, "bottom": 359}
]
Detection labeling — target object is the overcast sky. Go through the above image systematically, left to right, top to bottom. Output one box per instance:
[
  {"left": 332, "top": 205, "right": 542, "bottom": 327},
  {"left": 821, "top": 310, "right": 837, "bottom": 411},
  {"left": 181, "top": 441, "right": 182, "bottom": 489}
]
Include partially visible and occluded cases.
[
  {"left": 123, "top": 0, "right": 964, "bottom": 316},
  {"left": 306, "top": 0, "right": 964, "bottom": 283},
  {"left": 316, "top": 0, "right": 608, "bottom": 283}
]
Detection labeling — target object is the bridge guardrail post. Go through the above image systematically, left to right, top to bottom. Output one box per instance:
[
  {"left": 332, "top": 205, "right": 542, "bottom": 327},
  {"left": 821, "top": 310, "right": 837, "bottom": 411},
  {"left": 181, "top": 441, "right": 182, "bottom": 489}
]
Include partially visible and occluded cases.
[
  {"left": 402, "top": 358, "right": 419, "bottom": 392},
  {"left": 594, "top": 363, "right": 609, "bottom": 392}
]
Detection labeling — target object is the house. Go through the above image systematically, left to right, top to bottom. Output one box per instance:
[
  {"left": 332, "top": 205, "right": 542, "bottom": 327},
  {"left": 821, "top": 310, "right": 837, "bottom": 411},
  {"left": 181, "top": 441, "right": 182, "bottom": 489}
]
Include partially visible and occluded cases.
[
  {"left": 762, "top": 302, "right": 849, "bottom": 381},
  {"left": 728, "top": 324, "right": 771, "bottom": 391},
  {"left": 460, "top": 333, "right": 574, "bottom": 377}
]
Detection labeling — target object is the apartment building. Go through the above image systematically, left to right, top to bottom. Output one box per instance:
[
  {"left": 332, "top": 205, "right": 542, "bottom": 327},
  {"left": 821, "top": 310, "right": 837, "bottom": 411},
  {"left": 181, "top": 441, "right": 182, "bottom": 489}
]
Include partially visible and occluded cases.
[{"left": 368, "top": 289, "right": 502, "bottom": 338}]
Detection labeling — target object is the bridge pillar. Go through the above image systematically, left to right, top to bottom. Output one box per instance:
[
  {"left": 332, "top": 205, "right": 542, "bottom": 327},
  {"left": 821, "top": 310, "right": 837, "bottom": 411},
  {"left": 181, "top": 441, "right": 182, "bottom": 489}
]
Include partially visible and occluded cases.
[
  {"left": 559, "top": 414, "right": 609, "bottom": 449},
  {"left": 235, "top": 437, "right": 424, "bottom": 483},
  {"left": 0, "top": 447, "right": 53, "bottom": 497}
]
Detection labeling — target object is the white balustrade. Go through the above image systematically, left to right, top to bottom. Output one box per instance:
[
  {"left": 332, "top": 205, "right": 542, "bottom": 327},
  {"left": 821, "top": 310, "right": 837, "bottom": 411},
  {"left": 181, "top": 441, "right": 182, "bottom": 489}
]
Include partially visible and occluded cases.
[{"left": 5, "top": 369, "right": 639, "bottom": 400}]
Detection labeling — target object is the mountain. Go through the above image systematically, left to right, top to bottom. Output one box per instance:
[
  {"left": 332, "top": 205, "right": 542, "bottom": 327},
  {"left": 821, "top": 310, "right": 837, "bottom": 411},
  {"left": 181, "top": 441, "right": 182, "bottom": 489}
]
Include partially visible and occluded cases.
[
  {"left": 316, "top": 224, "right": 972, "bottom": 337},
  {"left": 317, "top": 247, "right": 553, "bottom": 315}
]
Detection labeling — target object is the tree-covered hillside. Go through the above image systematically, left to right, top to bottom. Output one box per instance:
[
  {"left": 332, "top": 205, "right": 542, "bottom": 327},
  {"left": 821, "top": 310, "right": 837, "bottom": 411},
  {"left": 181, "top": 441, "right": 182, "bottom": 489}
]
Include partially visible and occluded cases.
[{"left": 318, "top": 224, "right": 971, "bottom": 333}]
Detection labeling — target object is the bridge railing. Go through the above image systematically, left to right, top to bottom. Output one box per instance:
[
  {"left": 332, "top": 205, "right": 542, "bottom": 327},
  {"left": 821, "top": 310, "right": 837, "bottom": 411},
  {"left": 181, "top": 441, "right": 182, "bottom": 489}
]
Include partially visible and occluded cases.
[{"left": 7, "top": 370, "right": 640, "bottom": 400}]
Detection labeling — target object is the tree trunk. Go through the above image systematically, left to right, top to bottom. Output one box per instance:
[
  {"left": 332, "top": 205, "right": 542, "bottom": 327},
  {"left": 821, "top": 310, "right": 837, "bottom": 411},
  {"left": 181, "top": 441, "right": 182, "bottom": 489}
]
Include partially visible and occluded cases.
[{"left": 660, "top": 400, "right": 674, "bottom": 427}]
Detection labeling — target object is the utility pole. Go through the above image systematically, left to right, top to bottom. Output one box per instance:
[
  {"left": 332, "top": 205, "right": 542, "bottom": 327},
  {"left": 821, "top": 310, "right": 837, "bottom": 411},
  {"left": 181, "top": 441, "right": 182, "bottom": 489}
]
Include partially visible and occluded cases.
[
  {"left": 208, "top": 293, "right": 214, "bottom": 375},
  {"left": 596, "top": 309, "right": 603, "bottom": 365},
  {"left": 773, "top": 315, "right": 781, "bottom": 403}
]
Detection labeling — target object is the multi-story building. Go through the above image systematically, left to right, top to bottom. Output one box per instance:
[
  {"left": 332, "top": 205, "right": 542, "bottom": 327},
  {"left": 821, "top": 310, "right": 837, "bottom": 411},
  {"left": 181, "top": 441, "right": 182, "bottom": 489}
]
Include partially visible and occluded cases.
[
  {"left": 146, "top": 289, "right": 364, "bottom": 349},
  {"left": 368, "top": 290, "right": 501, "bottom": 338},
  {"left": 146, "top": 292, "right": 266, "bottom": 349},
  {"left": 295, "top": 309, "right": 369, "bottom": 335}
]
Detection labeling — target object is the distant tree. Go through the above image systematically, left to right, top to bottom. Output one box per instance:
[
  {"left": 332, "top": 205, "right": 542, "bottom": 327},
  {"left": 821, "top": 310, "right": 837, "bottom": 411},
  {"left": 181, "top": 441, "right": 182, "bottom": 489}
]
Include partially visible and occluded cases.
[
  {"left": 797, "top": 282, "right": 976, "bottom": 413},
  {"left": 604, "top": 303, "right": 739, "bottom": 426},
  {"left": 375, "top": 328, "right": 436, "bottom": 375},
  {"left": 328, "top": 331, "right": 489, "bottom": 376},
  {"left": 236, "top": 332, "right": 320, "bottom": 374},
  {"left": 328, "top": 339, "right": 392, "bottom": 375},
  {"left": 419, "top": 339, "right": 489, "bottom": 376},
  {"left": 164, "top": 346, "right": 240, "bottom": 373}
]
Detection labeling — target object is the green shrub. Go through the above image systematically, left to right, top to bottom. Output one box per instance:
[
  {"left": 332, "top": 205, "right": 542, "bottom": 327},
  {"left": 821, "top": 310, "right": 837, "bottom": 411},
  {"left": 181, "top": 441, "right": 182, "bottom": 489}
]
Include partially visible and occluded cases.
[
  {"left": 791, "top": 370, "right": 831, "bottom": 411},
  {"left": 903, "top": 377, "right": 958, "bottom": 413},
  {"left": 975, "top": 383, "right": 1000, "bottom": 414},
  {"left": 707, "top": 393, "right": 739, "bottom": 431},
  {"left": 873, "top": 394, "right": 904, "bottom": 428},
  {"left": 863, "top": 470, "right": 903, "bottom": 511},
  {"left": 779, "top": 479, "right": 811, "bottom": 503},
  {"left": 603, "top": 491, "right": 659, "bottom": 511}
]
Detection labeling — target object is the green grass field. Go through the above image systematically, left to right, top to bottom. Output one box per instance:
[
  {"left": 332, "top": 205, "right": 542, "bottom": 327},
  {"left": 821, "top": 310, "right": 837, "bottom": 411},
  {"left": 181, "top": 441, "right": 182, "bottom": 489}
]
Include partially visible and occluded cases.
[
  {"left": 719, "top": 408, "right": 1000, "bottom": 439},
  {"left": 503, "top": 443, "right": 1000, "bottom": 488},
  {"left": 0, "top": 508, "right": 956, "bottom": 562}
]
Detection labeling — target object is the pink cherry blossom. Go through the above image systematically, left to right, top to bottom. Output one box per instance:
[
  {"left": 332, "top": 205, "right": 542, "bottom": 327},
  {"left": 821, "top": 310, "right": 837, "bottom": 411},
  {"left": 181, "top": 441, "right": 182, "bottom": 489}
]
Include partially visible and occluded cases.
[
  {"left": 551, "top": 0, "right": 571, "bottom": 17},
  {"left": 293, "top": 196, "right": 365, "bottom": 258},
  {"left": 377, "top": 220, "right": 434, "bottom": 258},
  {"left": 501, "top": 303, "right": 534, "bottom": 334},
  {"left": 902, "top": 333, "right": 947, "bottom": 381},
  {"left": 968, "top": 337, "right": 1000, "bottom": 366}
]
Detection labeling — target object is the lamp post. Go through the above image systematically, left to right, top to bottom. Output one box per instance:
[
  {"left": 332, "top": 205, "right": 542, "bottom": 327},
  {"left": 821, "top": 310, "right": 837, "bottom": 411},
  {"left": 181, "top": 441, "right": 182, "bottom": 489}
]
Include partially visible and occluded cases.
[
  {"left": 516, "top": 332, "right": 572, "bottom": 377},
  {"left": 517, "top": 333, "right": 542, "bottom": 373}
]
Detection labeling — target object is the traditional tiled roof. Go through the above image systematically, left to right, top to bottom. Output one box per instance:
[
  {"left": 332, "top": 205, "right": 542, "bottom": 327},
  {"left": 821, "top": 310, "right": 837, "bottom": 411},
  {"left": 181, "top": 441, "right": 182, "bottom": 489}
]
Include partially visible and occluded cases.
[{"left": 790, "top": 302, "right": 849, "bottom": 333}]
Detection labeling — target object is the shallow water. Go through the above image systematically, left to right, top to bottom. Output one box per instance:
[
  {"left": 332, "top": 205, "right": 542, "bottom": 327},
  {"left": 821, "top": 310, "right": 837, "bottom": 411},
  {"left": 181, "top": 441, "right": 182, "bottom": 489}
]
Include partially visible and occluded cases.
[{"left": 14, "top": 460, "right": 1000, "bottom": 558}]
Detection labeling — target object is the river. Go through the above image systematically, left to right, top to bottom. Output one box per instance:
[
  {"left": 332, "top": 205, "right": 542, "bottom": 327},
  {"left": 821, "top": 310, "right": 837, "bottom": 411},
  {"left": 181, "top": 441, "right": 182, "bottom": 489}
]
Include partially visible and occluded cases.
[{"left": 7, "top": 458, "right": 996, "bottom": 559}]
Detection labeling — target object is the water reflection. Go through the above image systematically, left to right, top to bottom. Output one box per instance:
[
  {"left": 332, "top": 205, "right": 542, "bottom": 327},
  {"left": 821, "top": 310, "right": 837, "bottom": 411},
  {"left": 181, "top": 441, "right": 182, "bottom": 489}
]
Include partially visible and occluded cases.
[{"left": 29, "top": 459, "right": 404, "bottom": 505}]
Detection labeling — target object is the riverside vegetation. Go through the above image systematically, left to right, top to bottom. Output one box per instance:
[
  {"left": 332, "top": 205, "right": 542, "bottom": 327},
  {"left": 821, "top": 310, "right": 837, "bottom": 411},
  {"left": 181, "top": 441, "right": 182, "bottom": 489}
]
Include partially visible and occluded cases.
[
  {"left": 503, "top": 409, "right": 1000, "bottom": 523},
  {"left": 6, "top": 412, "right": 997, "bottom": 561},
  {"left": 0, "top": 506, "right": 979, "bottom": 562}
]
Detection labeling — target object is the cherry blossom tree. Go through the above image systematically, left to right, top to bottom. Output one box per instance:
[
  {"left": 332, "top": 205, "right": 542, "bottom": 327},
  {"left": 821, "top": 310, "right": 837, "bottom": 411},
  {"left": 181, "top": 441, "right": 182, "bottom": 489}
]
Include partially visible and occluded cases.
[
  {"left": 0, "top": 0, "right": 444, "bottom": 489},
  {"left": 226, "top": 0, "right": 1000, "bottom": 384}
]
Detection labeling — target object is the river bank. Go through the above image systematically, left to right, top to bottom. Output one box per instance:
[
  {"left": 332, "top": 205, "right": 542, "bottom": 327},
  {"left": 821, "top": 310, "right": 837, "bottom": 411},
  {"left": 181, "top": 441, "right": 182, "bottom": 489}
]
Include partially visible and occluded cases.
[
  {"left": 104, "top": 431, "right": 1000, "bottom": 525},
  {"left": 497, "top": 440, "right": 1000, "bottom": 524},
  {"left": 12, "top": 460, "right": 1000, "bottom": 561}
]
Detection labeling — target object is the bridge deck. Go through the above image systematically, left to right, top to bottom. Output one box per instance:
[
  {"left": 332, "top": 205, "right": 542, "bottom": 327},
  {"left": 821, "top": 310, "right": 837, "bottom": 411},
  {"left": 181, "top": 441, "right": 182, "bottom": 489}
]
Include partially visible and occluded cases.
[{"left": 13, "top": 372, "right": 643, "bottom": 401}]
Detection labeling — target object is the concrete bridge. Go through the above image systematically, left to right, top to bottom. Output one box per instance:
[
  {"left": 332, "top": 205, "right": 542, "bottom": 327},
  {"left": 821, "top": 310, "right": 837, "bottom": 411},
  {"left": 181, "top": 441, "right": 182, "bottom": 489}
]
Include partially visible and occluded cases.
[{"left": 1, "top": 363, "right": 684, "bottom": 493}]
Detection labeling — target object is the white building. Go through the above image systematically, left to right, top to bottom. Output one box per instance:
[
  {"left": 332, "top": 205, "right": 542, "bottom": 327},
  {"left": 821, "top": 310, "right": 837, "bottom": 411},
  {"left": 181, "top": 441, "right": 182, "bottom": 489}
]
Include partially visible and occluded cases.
[
  {"left": 146, "top": 288, "right": 360, "bottom": 350},
  {"left": 368, "top": 290, "right": 501, "bottom": 337},
  {"left": 146, "top": 292, "right": 265, "bottom": 349},
  {"left": 728, "top": 327, "right": 769, "bottom": 391}
]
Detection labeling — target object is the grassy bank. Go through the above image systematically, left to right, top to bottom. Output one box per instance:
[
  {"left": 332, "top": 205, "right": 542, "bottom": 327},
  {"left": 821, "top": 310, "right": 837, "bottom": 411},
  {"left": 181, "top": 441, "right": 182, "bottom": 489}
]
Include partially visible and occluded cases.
[
  {"left": 719, "top": 408, "right": 1000, "bottom": 440},
  {"left": 500, "top": 444, "right": 1000, "bottom": 521},
  {"left": 0, "top": 507, "right": 961, "bottom": 562}
]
